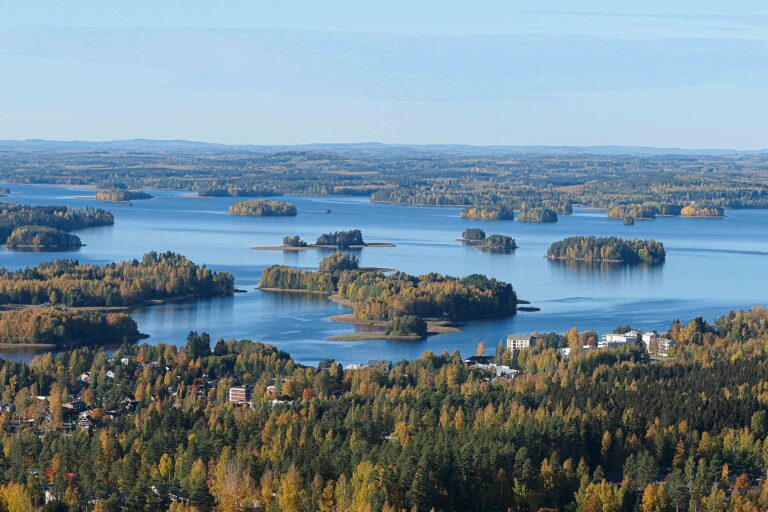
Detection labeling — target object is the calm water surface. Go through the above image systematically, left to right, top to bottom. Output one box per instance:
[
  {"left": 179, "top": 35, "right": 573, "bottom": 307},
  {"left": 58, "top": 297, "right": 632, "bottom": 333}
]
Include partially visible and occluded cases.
[{"left": 1, "top": 183, "right": 766, "bottom": 364}]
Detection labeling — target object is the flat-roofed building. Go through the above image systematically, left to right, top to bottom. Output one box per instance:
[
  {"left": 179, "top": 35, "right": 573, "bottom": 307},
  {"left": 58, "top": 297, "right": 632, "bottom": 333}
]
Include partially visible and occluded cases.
[
  {"left": 506, "top": 334, "right": 536, "bottom": 353},
  {"left": 228, "top": 386, "right": 250, "bottom": 404}
]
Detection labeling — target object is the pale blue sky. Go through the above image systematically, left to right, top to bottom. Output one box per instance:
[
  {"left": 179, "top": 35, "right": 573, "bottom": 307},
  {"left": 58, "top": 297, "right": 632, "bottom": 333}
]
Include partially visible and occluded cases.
[{"left": 2, "top": 1, "right": 767, "bottom": 148}]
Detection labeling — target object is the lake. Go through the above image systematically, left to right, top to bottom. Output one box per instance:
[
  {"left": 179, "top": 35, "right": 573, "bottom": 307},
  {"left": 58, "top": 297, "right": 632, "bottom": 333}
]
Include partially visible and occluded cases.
[{"left": 1, "top": 183, "right": 766, "bottom": 365}]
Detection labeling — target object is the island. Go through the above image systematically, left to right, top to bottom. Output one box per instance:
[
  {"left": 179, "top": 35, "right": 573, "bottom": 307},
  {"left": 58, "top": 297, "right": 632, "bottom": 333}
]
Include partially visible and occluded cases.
[
  {"left": 0, "top": 187, "right": 9, "bottom": 196},
  {"left": 95, "top": 189, "right": 153, "bottom": 202},
  {"left": 228, "top": 199, "right": 297, "bottom": 216},
  {"left": 607, "top": 202, "right": 681, "bottom": 221},
  {"left": 0, "top": 203, "right": 114, "bottom": 245},
  {"left": 680, "top": 204, "right": 725, "bottom": 217},
  {"left": 459, "top": 205, "right": 514, "bottom": 220},
  {"left": 518, "top": 207, "right": 558, "bottom": 223},
  {"left": 6, "top": 225, "right": 82, "bottom": 251},
  {"left": 459, "top": 229, "right": 517, "bottom": 252},
  {"left": 253, "top": 230, "right": 396, "bottom": 251},
  {"left": 547, "top": 236, "right": 666, "bottom": 264},
  {"left": 0, "top": 251, "right": 235, "bottom": 307},
  {"left": 259, "top": 253, "right": 518, "bottom": 339},
  {"left": 0, "top": 308, "right": 142, "bottom": 348}
]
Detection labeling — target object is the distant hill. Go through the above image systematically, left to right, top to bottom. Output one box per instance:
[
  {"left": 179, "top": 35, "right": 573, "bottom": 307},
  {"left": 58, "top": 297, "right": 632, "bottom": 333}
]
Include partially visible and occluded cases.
[{"left": 0, "top": 138, "right": 765, "bottom": 157}]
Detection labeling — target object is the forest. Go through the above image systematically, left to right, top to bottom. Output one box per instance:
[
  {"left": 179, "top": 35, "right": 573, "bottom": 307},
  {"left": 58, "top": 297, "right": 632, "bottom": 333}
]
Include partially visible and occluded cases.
[
  {"left": 2, "top": 147, "right": 768, "bottom": 216},
  {"left": 95, "top": 190, "right": 152, "bottom": 202},
  {"left": 228, "top": 200, "right": 297, "bottom": 217},
  {"left": 0, "top": 204, "right": 113, "bottom": 244},
  {"left": 5, "top": 226, "right": 82, "bottom": 250},
  {"left": 547, "top": 237, "right": 666, "bottom": 265},
  {"left": 0, "top": 251, "right": 234, "bottom": 307},
  {"left": 0, "top": 306, "right": 765, "bottom": 510},
  {"left": 0, "top": 308, "right": 140, "bottom": 346}
]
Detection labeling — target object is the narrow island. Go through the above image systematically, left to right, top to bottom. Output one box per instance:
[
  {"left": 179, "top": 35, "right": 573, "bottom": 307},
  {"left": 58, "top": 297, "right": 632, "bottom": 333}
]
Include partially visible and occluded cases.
[
  {"left": 95, "top": 189, "right": 153, "bottom": 202},
  {"left": 228, "top": 199, "right": 297, "bottom": 217},
  {"left": 607, "top": 201, "right": 723, "bottom": 222},
  {"left": 0, "top": 203, "right": 114, "bottom": 246},
  {"left": 680, "top": 204, "right": 725, "bottom": 217},
  {"left": 459, "top": 205, "right": 514, "bottom": 220},
  {"left": 518, "top": 207, "right": 558, "bottom": 223},
  {"left": 6, "top": 225, "right": 82, "bottom": 251},
  {"left": 253, "top": 229, "right": 396, "bottom": 251},
  {"left": 458, "top": 229, "right": 517, "bottom": 252},
  {"left": 547, "top": 236, "right": 666, "bottom": 264},
  {"left": 259, "top": 252, "right": 518, "bottom": 340},
  {"left": 0, "top": 308, "right": 143, "bottom": 349}
]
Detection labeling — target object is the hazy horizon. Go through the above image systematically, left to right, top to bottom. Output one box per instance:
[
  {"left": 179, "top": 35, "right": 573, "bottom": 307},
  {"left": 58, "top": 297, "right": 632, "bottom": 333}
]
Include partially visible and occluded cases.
[{"left": 2, "top": 1, "right": 768, "bottom": 148}]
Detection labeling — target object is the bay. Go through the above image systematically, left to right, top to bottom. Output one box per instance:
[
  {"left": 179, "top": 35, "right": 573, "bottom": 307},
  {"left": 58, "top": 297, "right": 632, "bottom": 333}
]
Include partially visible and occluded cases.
[{"left": 1, "top": 183, "right": 766, "bottom": 364}]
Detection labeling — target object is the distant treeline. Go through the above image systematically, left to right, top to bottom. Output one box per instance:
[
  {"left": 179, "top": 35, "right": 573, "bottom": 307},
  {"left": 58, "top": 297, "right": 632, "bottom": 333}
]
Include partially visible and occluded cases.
[
  {"left": 198, "top": 187, "right": 278, "bottom": 198},
  {"left": 95, "top": 189, "right": 152, "bottom": 201},
  {"left": 228, "top": 200, "right": 297, "bottom": 217},
  {"left": 0, "top": 203, "right": 113, "bottom": 244},
  {"left": 6, "top": 225, "right": 82, "bottom": 250},
  {"left": 547, "top": 236, "right": 666, "bottom": 264},
  {"left": 0, "top": 251, "right": 234, "bottom": 307},
  {"left": 0, "top": 308, "right": 139, "bottom": 346}
]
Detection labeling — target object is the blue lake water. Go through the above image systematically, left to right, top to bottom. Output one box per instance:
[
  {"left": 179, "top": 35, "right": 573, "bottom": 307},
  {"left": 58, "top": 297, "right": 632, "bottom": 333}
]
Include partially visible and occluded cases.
[{"left": 1, "top": 183, "right": 766, "bottom": 365}]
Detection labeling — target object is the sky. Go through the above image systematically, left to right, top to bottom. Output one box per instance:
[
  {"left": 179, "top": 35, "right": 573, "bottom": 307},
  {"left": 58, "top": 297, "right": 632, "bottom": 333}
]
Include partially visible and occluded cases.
[{"left": 1, "top": 1, "right": 768, "bottom": 148}]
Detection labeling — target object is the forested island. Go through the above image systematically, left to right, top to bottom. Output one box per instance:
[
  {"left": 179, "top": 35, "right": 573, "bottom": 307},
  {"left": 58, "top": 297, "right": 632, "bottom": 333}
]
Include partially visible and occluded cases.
[
  {"left": 95, "top": 189, "right": 153, "bottom": 202},
  {"left": 228, "top": 199, "right": 297, "bottom": 217},
  {"left": 0, "top": 203, "right": 113, "bottom": 244},
  {"left": 681, "top": 204, "right": 725, "bottom": 217},
  {"left": 459, "top": 205, "right": 514, "bottom": 220},
  {"left": 518, "top": 207, "right": 558, "bottom": 223},
  {"left": 5, "top": 225, "right": 82, "bottom": 251},
  {"left": 459, "top": 229, "right": 517, "bottom": 252},
  {"left": 253, "top": 230, "right": 396, "bottom": 251},
  {"left": 547, "top": 236, "right": 666, "bottom": 264},
  {"left": 0, "top": 251, "right": 234, "bottom": 307},
  {"left": 260, "top": 253, "right": 517, "bottom": 338},
  {"left": 0, "top": 305, "right": 765, "bottom": 509},
  {"left": 0, "top": 308, "right": 140, "bottom": 347}
]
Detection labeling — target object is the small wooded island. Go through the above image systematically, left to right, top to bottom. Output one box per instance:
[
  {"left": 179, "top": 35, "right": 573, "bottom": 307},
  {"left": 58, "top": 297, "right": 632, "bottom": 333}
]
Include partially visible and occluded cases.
[
  {"left": 95, "top": 189, "right": 153, "bottom": 202},
  {"left": 228, "top": 199, "right": 297, "bottom": 217},
  {"left": 0, "top": 203, "right": 114, "bottom": 245},
  {"left": 459, "top": 205, "right": 514, "bottom": 220},
  {"left": 518, "top": 207, "right": 559, "bottom": 223},
  {"left": 6, "top": 225, "right": 82, "bottom": 251},
  {"left": 253, "top": 229, "right": 396, "bottom": 251},
  {"left": 459, "top": 229, "right": 517, "bottom": 252},
  {"left": 547, "top": 236, "right": 666, "bottom": 264},
  {"left": 259, "top": 252, "right": 517, "bottom": 340}
]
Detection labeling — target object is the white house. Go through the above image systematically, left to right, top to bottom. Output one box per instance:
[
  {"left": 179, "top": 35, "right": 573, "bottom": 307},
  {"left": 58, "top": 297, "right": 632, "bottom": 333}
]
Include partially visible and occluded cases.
[
  {"left": 599, "top": 331, "right": 639, "bottom": 349},
  {"left": 506, "top": 334, "right": 536, "bottom": 353}
]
